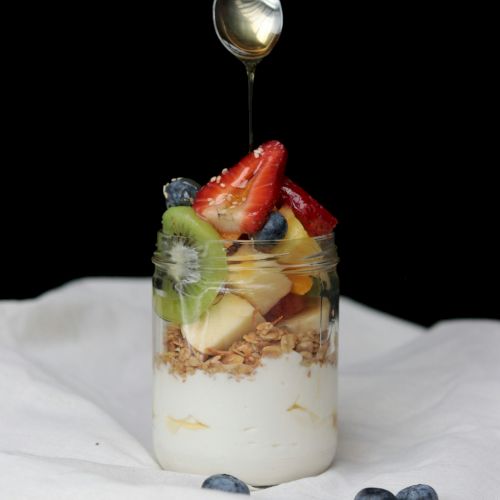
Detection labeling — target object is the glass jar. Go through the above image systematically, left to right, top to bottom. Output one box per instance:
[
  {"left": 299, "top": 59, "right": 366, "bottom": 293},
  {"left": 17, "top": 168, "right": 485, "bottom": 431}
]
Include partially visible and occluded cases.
[{"left": 152, "top": 232, "right": 339, "bottom": 486}]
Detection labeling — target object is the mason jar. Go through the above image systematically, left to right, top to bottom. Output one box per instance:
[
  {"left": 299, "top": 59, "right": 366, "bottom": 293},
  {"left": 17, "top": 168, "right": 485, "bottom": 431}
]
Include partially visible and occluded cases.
[{"left": 152, "top": 232, "right": 339, "bottom": 486}]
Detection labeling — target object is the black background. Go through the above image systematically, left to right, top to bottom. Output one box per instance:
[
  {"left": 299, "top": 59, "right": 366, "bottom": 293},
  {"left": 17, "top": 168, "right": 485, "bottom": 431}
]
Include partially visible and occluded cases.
[{"left": 2, "top": 3, "right": 498, "bottom": 325}]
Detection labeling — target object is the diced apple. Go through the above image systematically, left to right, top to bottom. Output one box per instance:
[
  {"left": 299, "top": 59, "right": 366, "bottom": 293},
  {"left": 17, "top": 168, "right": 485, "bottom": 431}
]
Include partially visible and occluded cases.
[
  {"left": 227, "top": 246, "right": 292, "bottom": 314},
  {"left": 182, "top": 293, "right": 265, "bottom": 354},
  {"left": 277, "top": 298, "right": 331, "bottom": 334}
]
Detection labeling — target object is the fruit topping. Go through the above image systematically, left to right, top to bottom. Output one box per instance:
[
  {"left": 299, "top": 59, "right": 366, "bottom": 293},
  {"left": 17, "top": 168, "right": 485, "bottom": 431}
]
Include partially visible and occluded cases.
[
  {"left": 193, "top": 140, "right": 287, "bottom": 235},
  {"left": 163, "top": 177, "right": 200, "bottom": 209},
  {"left": 280, "top": 177, "right": 337, "bottom": 236},
  {"left": 271, "top": 205, "right": 321, "bottom": 263},
  {"left": 153, "top": 206, "right": 227, "bottom": 324},
  {"left": 252, "top": 210, "right": 288, "bottom": 251},
  {"left": 227, "top": 245, "right": 292, "bottom": 315},
  {"left": 289, "top": 274, "right": 314, "bottom": 295},
  {"left": 182, "top": 293, "right": 264, "bottom": 354},
  {"left": 265, "top": 293, "right": 307, "bottom": 322},
  {"left": 277, "top": 297, "right": 331, "bottom": 335},
  {"left": 201, "top": 474, "right": 250, "bottom": 494}
]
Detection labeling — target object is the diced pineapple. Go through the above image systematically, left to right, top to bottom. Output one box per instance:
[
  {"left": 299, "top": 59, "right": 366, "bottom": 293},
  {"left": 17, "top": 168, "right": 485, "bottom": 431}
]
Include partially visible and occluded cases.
[
  {"left": 271, "top": 205, "right": 321, "bottom": 263},
  {"left": 227, "top": 246, "right": 292, "bottom": 314},
  {"left": 182, "top": 293, "right": 264, "bottom": 354},
  {"left": 277, "top": 298, "right": 331, "bottom": 334}
]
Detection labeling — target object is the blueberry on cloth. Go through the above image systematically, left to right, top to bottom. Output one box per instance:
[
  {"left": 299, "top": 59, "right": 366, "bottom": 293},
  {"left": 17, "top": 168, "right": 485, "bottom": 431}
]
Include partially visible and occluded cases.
[
  {"left": 163, "top": 178, "right": 200, "bottom": 208},
  {"left": 253, "top": 211, "right": 288, "bottom": 250},
  {"left": 201, "top": 474, "right": 250, "bottom": 494},
  {"left": 396, "top": 484, "right": 438, "bottom": 500},
  {"left": 354, "top": 488, "right": 397, "bottom": 500}
]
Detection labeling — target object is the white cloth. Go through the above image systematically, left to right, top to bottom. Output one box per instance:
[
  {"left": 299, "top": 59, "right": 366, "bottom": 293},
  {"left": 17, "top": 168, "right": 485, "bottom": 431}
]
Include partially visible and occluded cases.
[{"left": 0, "top": 278, "right": 498, "bottom": 499}]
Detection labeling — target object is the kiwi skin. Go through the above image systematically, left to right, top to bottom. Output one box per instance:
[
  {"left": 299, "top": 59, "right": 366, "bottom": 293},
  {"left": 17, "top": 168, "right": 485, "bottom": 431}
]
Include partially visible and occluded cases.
[{"left": 153, "top": 207, "right": 227, "bottom": 325}]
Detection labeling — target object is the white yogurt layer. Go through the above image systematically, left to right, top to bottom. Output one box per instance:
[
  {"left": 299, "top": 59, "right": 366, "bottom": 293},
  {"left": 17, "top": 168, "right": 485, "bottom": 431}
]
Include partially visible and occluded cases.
[{"left": 153, "top": 351, "right": 337, "bottom": 486}]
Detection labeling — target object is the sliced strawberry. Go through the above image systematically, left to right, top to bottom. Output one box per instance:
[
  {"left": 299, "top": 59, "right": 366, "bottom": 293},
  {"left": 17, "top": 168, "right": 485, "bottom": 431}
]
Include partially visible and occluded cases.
[
  {"left": 193, "top": 141, "right": 287, "bottom": 235},
  {"left": 280, "top": 177, "right": 338, "bottom": 236}
]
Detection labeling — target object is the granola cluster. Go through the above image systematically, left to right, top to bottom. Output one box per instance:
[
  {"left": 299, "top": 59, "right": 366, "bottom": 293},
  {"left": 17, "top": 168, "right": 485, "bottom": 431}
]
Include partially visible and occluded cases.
[{"left": 156, "top": 321, "right": 337, "bottom": 379}]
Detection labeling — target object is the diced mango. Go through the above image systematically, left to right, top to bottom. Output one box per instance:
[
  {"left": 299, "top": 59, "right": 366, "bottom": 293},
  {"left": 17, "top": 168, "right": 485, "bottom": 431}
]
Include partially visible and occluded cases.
[{"left": 290, "top": 275, "right": 314, "bottom": 295}]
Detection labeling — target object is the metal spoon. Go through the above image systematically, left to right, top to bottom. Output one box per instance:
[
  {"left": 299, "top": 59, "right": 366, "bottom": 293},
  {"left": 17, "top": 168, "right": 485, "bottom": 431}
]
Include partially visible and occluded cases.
[{"left": 213, "top": 0, "right": 283, "bottom": 150}]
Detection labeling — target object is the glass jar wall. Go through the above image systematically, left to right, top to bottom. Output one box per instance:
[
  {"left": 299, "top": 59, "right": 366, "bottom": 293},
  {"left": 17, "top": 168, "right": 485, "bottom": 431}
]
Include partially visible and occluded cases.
[{"left": 152, "top": 233, "right": 339, "bottom": 486}]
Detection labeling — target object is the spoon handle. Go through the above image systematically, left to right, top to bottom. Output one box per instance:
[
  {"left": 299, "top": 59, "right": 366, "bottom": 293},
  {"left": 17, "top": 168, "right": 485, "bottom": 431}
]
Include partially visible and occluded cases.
[{"left": 245, "top": 61, "right": 257, "bottom": 152}]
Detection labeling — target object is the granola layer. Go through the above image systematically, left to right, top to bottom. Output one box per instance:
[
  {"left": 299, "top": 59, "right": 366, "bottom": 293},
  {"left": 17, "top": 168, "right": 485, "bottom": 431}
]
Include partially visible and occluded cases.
[{"left": 156, "top": 321, "right": 337, "bottom": 378}]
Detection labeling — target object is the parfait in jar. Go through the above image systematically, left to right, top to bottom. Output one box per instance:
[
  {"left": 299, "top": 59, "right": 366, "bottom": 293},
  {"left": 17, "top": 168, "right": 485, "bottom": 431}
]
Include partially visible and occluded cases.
[{"left": 152, "top": 141, "right": 339, "bottom": 486}]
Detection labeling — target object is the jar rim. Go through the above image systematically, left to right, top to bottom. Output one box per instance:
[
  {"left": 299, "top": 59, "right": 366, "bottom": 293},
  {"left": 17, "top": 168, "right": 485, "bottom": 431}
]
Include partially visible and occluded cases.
[
  {"left": 154, "top": 230, "right": 336, "bottom": 245},
  {"left": 152, "top": 231, "right": 338, "bottom": 271}
]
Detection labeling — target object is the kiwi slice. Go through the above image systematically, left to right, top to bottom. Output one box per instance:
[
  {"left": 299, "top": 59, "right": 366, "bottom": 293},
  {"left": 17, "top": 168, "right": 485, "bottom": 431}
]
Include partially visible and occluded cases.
[{"left": 153, "top": 207, "right": 227, "bottom": 324}]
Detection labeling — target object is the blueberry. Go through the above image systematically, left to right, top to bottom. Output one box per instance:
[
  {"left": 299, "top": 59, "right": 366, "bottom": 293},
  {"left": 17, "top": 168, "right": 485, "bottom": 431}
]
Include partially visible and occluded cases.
[
  {"left": 163, "top": 178, "right": 200, "bottom": 209},
  {"left": 253, "top": 211, "right": 288, "bottom": 250},
  {"left": 226, "top": 241, "right": 242, "bottom": 256},
  {"left": 201, "top": 474, "right": 250, "bottom": 494},
  {"left": 396, "top": 484, "right": 438, "bottom": 500},
  {"left": 354, "top": 488, "right": 397, "bottom": 500}
]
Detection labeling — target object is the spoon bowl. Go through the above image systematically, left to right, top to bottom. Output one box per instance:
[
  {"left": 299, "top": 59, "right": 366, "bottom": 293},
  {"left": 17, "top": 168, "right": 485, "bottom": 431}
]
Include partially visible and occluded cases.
[{"left": 213, "top": 0, "right": 283, "bottom": 62}]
